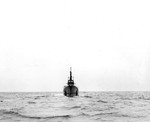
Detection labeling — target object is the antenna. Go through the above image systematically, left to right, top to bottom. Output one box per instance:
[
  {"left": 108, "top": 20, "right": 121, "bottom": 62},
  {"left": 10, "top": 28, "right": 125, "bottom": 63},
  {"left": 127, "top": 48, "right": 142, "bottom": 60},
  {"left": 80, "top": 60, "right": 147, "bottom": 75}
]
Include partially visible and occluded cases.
[
  {"left": 67, "top": 67, "right": 74, "bottom": 85},
  {"left": 69, "top": 67, "right": 73, "bottom": 81},
  {"left": 70, "top": 67, "right": 72, "bottom": 72}
]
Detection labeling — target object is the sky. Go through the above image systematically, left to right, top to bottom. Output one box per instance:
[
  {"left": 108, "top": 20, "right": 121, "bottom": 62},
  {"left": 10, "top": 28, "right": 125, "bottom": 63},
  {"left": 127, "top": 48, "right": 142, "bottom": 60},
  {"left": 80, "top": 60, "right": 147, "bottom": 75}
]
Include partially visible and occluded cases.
[{"left": 0, "top": 0, "right": 150, "bottom": 92}]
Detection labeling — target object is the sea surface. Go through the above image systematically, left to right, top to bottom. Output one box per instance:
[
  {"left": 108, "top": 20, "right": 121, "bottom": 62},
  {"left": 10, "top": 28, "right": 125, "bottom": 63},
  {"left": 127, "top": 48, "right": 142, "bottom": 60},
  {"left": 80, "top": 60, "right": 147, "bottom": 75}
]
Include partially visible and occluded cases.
[{"left": 0, "top": 92, "right": 150, "bottom": 122}]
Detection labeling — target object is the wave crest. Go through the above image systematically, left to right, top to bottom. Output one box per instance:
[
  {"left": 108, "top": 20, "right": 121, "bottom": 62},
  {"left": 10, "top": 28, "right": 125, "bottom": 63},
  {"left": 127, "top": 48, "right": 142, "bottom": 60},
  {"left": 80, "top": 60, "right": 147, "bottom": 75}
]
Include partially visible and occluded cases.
[{"left": 0, "top": 109, "right": 72, "bottom": 119}]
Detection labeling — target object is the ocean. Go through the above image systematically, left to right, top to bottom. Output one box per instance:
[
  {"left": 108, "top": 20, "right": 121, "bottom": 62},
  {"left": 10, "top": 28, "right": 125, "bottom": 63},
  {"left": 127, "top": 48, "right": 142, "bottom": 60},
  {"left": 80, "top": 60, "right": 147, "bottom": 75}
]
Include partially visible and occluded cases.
[{"left": 0, "top": 92, "right": 150, "bottom": 122}]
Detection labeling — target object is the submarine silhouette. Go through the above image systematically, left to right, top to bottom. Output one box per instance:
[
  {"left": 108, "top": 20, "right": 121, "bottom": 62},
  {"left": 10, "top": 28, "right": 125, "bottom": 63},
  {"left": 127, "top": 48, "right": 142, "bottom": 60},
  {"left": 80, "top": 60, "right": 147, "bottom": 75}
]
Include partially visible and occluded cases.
[{"left": 63, "top": 67, "right": 79, "bottom": 97}]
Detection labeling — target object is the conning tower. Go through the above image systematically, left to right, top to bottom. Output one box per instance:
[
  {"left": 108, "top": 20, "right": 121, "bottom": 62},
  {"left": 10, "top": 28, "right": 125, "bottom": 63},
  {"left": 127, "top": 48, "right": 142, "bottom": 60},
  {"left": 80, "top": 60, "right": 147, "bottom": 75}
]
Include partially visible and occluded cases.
[
  {"left": 64, "top": 67, "right": 79, "bottom": 97},
  {"left": 68, "top": 67, "right": 74, "bottom": 84}
]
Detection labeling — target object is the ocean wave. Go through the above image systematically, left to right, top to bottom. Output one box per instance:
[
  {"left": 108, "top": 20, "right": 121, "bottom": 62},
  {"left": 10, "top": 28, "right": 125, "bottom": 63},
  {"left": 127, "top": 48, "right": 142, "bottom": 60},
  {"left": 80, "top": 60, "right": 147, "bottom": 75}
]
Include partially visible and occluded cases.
[
  {"left": 0, "top": 92, "right": 150, "bottom": 122},
  {"left": 34, "top": 95, "right": 49, "bottom": 100},
  {"left": 84, "top": 95, "right": 92, "bottom": 98},
  {"left": 97, "top": 100, "right": 107, "bottom": 103},
  {"left": 28, "top": 101, "right": 36, "bottom": 104},
  {"left": 69, "top": 106, "right": 81, "bottom": 109},
  {"left": 0, "top": 109, "right": 72, "bottom": 119},
  {"left": 79, "top": 112, "right": 90, "bottom": 117},
  {"left": 91, "top": 112, "right": 118, "bottom": 116},
  {"left": 91, "top": 112, "right": 145, "bottom": 119},
  {"left": 115, "top": 113, "right": 145, "bottom": 118},
  {"left": 20, "top": 114, "right": 72, "bottom": 119}
]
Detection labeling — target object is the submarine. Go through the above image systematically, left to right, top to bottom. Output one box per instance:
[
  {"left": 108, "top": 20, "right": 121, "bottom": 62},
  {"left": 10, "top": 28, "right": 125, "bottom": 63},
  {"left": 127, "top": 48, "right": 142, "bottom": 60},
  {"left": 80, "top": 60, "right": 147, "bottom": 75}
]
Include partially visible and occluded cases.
[{"left": 63, "top": 67, "right": 79, "bottom": 97}]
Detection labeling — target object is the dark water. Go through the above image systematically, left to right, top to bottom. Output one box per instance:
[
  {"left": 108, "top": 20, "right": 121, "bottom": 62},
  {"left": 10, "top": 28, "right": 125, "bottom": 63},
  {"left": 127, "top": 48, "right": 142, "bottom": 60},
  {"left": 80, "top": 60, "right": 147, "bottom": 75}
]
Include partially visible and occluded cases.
[{"left": 0, "top": 92, "right": 150, "bottom": 122}]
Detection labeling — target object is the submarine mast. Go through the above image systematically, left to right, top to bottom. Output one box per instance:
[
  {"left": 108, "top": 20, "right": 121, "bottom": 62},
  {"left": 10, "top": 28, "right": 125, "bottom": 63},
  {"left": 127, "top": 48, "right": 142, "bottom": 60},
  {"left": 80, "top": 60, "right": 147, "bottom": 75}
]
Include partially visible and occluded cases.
[{"left": 68, "top": 67, "right": 74, "bottom": 83}]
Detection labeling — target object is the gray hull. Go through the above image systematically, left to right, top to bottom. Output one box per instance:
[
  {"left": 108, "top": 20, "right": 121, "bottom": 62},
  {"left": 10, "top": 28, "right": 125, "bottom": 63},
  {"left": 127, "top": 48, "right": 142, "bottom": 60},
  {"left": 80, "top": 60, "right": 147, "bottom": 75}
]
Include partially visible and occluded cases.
[{"left": 63, "top": 86, "right": 78, "bottom": 97}]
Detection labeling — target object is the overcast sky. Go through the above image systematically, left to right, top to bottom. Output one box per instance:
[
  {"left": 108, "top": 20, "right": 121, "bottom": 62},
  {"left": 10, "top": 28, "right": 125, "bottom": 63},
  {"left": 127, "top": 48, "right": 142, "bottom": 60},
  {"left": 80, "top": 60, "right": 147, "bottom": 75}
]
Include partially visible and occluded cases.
[{"left": 0, "top": 0, "right": 150, "bottom": 92}]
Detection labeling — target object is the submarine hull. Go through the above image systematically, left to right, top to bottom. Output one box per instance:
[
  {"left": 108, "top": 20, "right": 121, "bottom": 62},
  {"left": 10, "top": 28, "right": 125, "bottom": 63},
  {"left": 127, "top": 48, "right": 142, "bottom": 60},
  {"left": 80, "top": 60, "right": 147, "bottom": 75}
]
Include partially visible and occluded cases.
[{"left": 64, "top": 86, "right": 78, "bottom": 97}]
